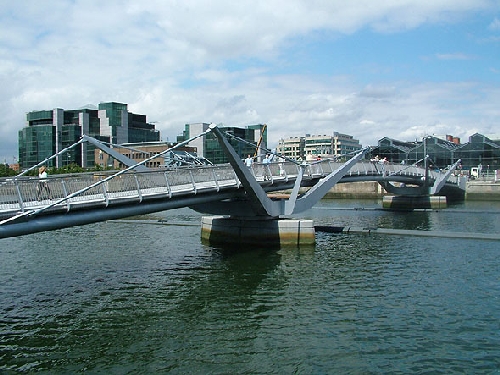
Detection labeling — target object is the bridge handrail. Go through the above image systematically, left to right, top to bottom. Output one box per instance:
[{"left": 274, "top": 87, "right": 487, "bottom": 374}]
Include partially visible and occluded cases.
[
  {"left": 1, "top": 125, "right": 220, "bottom": 223},
  {"left": 1, "top": 159, "right": 465, "bottom": 222},
  {"left": 0, "top": 164, "right": 242, "bottom": 222}
]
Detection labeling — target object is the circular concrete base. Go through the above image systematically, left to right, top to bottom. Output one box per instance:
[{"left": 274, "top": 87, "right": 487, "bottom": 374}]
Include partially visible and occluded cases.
[{"left": 201, "top": 216, "right": 315, "bottom": 247}]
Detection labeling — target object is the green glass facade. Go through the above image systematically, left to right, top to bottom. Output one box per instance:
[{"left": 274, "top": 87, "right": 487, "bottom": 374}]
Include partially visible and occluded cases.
[
  {"left": 18, "top": 102, "right": 160, "bottom": 169},
  {"left": 98, "top": 102, "right": 127, "bottom": 128},
  {"left": 26, "top": 110, "right": 53, "bottom": 124},
  {"left": 127, "top": 112, "right": 160, "bottom": 143},
  {"left": 179, "top": 124, "right": 267, "bottom": 164},
  {"left": 19, "top": 125, "right": 56, "bottom": 168},
  {"left": 60, "top": 125, "right": 82, "bottom": 166},
  {"left": 205, "top": 127, "right": 259, "bottom": 164}
]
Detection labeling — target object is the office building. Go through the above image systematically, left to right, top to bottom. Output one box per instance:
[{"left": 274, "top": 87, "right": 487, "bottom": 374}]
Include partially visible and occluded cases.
[
  {"left": 18, "top": 102, "right": 160, "bottom": 169},
  {"left": 178, "top": 123, "right": 267, "bottom": 164},
  {"left": 277, "top": 132, "right": 362, "bottom": 160},
  {"left": 371, "top": 133, "right": 500, "bottom": 170},
  {"left": 276, "top": 137, "right": 305, "bottom": 160}
]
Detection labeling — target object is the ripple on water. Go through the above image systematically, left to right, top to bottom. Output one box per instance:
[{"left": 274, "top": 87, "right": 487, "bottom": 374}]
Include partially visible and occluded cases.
[{"left": 1, "top": 206, "right": 500, "bottom": 373}]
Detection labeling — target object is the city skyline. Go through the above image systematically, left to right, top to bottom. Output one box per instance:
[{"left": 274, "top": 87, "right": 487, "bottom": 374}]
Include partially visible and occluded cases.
[{"left": 1, "top": 1, "right": 499, "bottom": 164}]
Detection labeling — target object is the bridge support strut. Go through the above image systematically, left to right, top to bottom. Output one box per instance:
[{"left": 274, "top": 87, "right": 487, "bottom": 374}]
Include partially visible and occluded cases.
[{"left": 202, "top": 124, "right": 369, "bottom": 247}]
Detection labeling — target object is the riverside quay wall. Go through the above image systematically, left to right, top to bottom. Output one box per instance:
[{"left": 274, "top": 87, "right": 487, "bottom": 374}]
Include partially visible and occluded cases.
[
  {"left": 465, "top": 180, "right": 500, "bottom": 201},
  {"left": 319, "top": 181, "right": 500, "bottom": 201},
  {"left": 323, "top": 181, "right": 386, "bottom": 199}
]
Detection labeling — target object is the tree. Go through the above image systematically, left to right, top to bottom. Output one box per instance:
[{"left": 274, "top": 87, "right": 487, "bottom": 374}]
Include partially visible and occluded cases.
[{"left": 0, "top": 164, "right": 17, "bottom": 178}]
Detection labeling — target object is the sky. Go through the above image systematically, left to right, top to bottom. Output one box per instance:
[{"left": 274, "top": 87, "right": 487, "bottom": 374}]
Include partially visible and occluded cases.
[{"left": 1, "top": 0, "right": 499, "bottom": 164}]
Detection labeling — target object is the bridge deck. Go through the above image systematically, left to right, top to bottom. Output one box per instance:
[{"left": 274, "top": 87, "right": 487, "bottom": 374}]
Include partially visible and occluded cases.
[{"left": 1, "top": 160, "right": 464, "bottom": 223}]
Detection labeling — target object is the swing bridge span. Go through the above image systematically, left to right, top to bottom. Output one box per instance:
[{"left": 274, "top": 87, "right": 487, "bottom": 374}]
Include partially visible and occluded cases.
[{"left": 0, "top": 125, "right": 465, "bottom": 239}]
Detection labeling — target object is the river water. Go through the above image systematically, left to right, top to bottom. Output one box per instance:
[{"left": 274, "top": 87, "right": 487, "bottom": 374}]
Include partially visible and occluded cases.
[{"left": 1, "top": 199, "right": 499, "bottom": 373}]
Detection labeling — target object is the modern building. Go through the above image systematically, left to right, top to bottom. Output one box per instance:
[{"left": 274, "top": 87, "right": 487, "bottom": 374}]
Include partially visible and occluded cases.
[
  {"left": 18, "top": 102, "right": 160, "bottom": 169},
  {"left": 177, "top": 123, "right": 267, "bottom": 164},
  {"left": 277, "top": 132, "right": 362, "bottom": 161},
  {"left": 370, "top": 133, "right": 500, "bottom": 171},
  {"left": 455, "top": 133, "right": 500, "bottom": 171},
  {"left": 371, "top": 135, "right": 460, "bottom": 166},
  {"left": 276, "top": 137, "right": 305, "bottom": 160},
  {"left": 371, "top": 137, "right": 417, "bottom": 163}
]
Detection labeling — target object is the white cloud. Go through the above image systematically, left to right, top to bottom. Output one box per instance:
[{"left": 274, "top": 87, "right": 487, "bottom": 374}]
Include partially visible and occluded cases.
[
  {"left": 1, "top": 0, "right": 499, "bottom": 163},
  {"left": 489, "top": 17, "right": 500, "bottom": 30},
  {"left": 436, "top": 53, "right": 476, "bottom": 60}
]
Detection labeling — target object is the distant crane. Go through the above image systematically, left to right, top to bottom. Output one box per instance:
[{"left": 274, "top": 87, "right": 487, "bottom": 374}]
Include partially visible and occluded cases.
[{"left": 254, "top": 124, "right": 267, "bottom": 158}]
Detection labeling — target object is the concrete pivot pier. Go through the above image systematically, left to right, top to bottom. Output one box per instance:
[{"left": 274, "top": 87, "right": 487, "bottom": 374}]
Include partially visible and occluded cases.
[
  {"left": 382, "top": 195, "right": 447, "bottom": 210},
  {"left": 201, "top": 216, "right": 315, "bottom": 247}
]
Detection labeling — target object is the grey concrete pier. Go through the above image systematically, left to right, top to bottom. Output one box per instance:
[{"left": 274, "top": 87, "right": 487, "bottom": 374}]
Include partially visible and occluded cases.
[
  {"left": 382, "top": 195, "right": 447, "bottom": 210},
  {"left": 201, "top": 216, "right": 315, "bottom": 247}
]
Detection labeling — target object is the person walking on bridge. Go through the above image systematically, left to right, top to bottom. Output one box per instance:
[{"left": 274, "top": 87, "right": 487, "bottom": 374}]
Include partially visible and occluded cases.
[
  {"left": 263, "top": 153, "right": 272, "bottom": 180},
  {"left": 245, "top": 155, "right": 254, "bottom": 168},
  {"left": 36, "top": 166, "right": 52, "bottom": 200}
]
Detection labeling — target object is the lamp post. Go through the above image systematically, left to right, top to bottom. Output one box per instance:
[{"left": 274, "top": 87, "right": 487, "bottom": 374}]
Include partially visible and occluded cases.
[{"left": 423, "top": 136, "right": 429, "bottom": 190}]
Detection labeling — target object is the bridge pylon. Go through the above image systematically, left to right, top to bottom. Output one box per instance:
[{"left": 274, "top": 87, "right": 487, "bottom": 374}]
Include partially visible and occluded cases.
[
  {"left": 200, "top": 124, "right": 368, "bottom": 247},
  {"left": 380, "top": 158, "right": 463, "bottom": 210}
]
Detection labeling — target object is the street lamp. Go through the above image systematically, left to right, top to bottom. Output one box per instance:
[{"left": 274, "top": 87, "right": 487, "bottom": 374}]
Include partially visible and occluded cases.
[{"left": 423, "top": 136, "right": 430, "bottom": 190}]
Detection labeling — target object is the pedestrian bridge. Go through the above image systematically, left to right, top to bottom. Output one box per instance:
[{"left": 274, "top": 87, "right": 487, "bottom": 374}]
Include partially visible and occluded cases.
[{"left": 0, "top": 125, "right": 465, "bottom": 239}]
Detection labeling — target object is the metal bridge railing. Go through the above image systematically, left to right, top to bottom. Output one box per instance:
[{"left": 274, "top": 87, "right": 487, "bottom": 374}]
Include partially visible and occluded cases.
[
  {"left": 1, "top": 159, "right": 463, "bottom": 217},
  {"left": 302, "top": 159, "right": 428, "bottom": 178},
  {"left": 0, "top": 165, "right": 242, "bottom": 214}
]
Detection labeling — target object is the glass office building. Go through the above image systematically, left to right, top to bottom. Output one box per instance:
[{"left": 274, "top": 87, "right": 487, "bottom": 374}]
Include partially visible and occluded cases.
[
  {"left": 18, "top": 102, "right": 160, "bottom": 169},
  {"left": 178, "top": 123, "right": 267, "bottom": 164},
  {"left": 370, "top": 133, "right": 500, "bottom": 170}
]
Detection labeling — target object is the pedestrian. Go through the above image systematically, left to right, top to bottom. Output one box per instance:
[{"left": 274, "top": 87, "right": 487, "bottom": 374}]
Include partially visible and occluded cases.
[
  {"left": 245, "top": 154, "right": 253, "bottom": 167},
  {"left": 263, "top": 154, "right": 271, "bottom": 180},
  {"left": 379, "top": 157, "right": 388, "bottom": 176},
  {"left": 37, "top": 166, "right": 51, "bottom": 200}
]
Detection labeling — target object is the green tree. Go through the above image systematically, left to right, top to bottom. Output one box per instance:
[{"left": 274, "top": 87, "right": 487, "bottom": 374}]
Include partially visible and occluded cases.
[{"left": 0, "top": 164, "right": 17, "bottom": 177}]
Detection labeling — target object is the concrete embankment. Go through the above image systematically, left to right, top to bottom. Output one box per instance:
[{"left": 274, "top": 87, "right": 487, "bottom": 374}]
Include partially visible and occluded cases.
[
  {"left": 465, "top": 180, "right": 500, "bottom": 201},
  {"left": 320, "top": 181, "right": 500, "bottom": 201},
  {"left": 322, "top": 181, "right": 385, "bottom": 199},
  {"left": 315, "top": 225, "right": 500, "bottom": 241}
]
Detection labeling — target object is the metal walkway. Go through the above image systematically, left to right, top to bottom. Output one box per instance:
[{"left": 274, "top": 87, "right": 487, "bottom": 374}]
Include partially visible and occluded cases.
[
  {"left": 0, "top": 126, "right": 466, "bottom": 238},
  {"left": 0, "top": 160, "right": 464, "bottom": 237}
]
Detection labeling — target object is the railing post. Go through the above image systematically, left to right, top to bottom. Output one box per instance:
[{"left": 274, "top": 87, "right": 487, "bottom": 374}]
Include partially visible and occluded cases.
[
  {"left": 282, "top": 163, "right": 288, "bottom": 182},
  {"left": 265, "top": 165, "right": 273, "bottom": 184},
  {"left": 211, "top": 167, "right": 220, "bottom": 192},
  {"left": 189, "top": 170, "right": 197, "bottom": 194},
  {"left": 232, "top": 170, "right": 241, "bottom": 187},
  {"left": 163, "top": 171, "right": 172, "bottom": 198},
  {"left": 134, "top": 174, "right": 143, "bottom": 202},
  {"left": 14, "top": 180, "right": 25, "bottom": 213},
  {"left": 61, "top": 180, "right": 71, "bottom": 211},
  {"left": 99, "top": 180, "right": 109, "bottom": 207}
]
